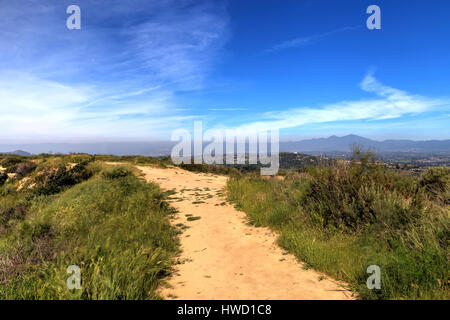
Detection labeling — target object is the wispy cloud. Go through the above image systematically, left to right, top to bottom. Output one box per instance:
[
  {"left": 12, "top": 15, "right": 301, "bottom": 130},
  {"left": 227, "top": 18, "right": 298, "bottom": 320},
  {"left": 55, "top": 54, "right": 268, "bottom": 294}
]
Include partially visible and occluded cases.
[
  {"left": 0, "top": 0, "right": 229, "bottom": 141},
  {"left": 268, "top": 25, "right": 361, "bottom": 52},
  {"left": 0, "top": 72, "right": 197, "bottom": 141},
  {"left": 229, "top": 73, "right": 450, "bottom": 133},
  {"left": 208, "top": 108, "right": 248, "bottom": 111}
]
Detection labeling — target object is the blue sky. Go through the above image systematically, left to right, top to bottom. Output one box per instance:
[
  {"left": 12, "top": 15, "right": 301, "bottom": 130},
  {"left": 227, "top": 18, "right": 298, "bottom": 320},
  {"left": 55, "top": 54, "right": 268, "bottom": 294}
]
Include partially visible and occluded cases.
[{"left": 0, "top": 0, "right": 449, "bottom": 142}]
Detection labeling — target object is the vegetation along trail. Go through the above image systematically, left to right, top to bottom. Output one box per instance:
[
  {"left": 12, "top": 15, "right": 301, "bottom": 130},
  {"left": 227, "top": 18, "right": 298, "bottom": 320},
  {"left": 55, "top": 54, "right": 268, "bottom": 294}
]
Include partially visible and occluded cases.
[{"left": 137, "top": 165, "right": 356, "bottom": 300}]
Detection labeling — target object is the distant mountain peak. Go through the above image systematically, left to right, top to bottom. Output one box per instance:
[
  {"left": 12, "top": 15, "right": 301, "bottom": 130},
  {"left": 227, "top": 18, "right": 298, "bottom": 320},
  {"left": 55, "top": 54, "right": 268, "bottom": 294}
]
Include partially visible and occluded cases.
[
  {"left": 343, "top": 134, "right": 361, "bottom": 138},
  {"left": 6, "top": 150, "right": 31, "bottom": 156}
]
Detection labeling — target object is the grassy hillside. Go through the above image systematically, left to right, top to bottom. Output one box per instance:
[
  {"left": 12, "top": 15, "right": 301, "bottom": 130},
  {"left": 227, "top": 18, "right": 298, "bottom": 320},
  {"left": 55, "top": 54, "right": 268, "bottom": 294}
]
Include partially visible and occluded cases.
[
  {"left": 1, "top": 151, "right": 447, "bottom": 300},
  {"left": 227, "top": 152, "right": 449, "bottom": 299},
  {"left": 0, "top": 156, "right": 178, "bottom": 299}
]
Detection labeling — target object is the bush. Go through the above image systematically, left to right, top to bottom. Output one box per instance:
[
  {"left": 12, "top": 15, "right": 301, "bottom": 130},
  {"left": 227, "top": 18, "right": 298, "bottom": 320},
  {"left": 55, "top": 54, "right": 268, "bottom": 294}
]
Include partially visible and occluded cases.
[
  {"left": 1, "top": 157, "right": 25, "bottom": 169},
  {"left": 15, "top": 161, "right": 37, "bottom": 179},
  {"left": 70, "top": 161, "right": 94, "bottom": 182},
  {"left": 303, "top": 161, "right": 424, "bottom": 233},
  {"left": 33, "top": 162, "right": 93, "bottom": 196},
  {"left": 179, "top": 162, "right": 241, "bottom": 176},
  {"left": 102, "top": 166, "right": 133, "bottom": 179},
  {"left": 419, "top": 167, "right": 450, "bottom": 204},
  {"left": 0, "top": 171, "right": 7, "bottom": 186},
  {"left": 0, "top": 202, "right": 28, "bottom": 226}
]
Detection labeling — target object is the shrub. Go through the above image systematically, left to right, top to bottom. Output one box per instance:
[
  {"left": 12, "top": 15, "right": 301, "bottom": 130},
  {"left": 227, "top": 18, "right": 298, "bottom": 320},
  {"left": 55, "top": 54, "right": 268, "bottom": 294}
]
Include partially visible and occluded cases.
[
  {"left": 300, "top": 155, "right": 425, "bottom": 233},
  {"left": 1, "top": 157, "right": 25, "bottom": 169},
  {"left": 15, "top": 161, "right": 37, "bottom": 179},
  {"left": 70, "top": 161, "right": 94, "bottom": 182},
  {"left": 33, "top": 162, "right": 93, "bottom": 196},
  {"left": 179, "top": 162, "right": 241, "bottom": 176},
  {"left": 102, "top": 166, "right": 133, "bottom": 179},
  {"left": 33, "top": 167, "right": 74, "bottom": 195},
  {"left": 419, "top": 167, "right": 450, "bottom": 204},
  {"left": 0, "top": 171, "right": 7, "bottom": 186},
  {"left": 0, "top": 202, "right": 28, "bottom": 226}
]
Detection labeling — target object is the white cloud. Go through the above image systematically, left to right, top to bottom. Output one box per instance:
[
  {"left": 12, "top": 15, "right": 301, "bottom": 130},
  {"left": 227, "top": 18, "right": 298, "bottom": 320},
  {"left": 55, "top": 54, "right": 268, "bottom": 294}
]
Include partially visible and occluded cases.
[
  {"left": 0, "top": 0, "right": 229, "bottom": 141},
  {"left": 123, "top": 2, "right": 228, "bottom": 90},
  {"left": 268, "top": 26, "right": 361, "bottom": 52},
  {"left": 0, "top": 72, "right": 196, "bottom": 140},
  {"left": 0, "top": 73, "right": 89, "bottom": 136},
  {"left": 230, "top": 73, "right": 450, "bottom": 133},
  {"left": 208, "top": 108, "right": 248, "bottom": 111}
]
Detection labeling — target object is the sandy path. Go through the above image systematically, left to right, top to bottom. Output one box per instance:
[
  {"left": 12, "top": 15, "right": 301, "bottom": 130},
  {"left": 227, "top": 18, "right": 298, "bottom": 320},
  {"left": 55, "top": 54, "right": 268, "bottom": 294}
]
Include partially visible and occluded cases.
[{"left": 138, "top": 166, "right": 356, "bottom": 300}]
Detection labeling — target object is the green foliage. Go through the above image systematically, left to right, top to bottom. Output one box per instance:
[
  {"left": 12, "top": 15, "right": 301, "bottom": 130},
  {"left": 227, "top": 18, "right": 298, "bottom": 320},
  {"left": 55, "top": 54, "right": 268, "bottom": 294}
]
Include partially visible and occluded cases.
[
  {"left": 227, "top": 152, "right": 449, "bottom": 299},
  {"left": 92, "top": 154, "right": 172, "bottom": 167},
  {"left": 1, "top": 156, "right": 25, "bottom": 169},
  {"left": 14, "top": 161, "right": 37, "bottom": 179},
  {"left": 302, "top": 161, "right": 421, "bottom": 232},
  {"left": 32, "top": 162, "right": 93, "bottom": 196},
  {"left": 179, "top": 162, "right": 242, "bottom": 176},
  {"left": 102, "top": 166, "right": 133, "bottom": 180},
  {"left": 419, "top": 167, "right": 450, "bottom": 204},
  {"left": 0, "top": 171, "right": 178, "bottom": 299},
  {"left": 0, "top": 171, "right": 7, "bottom": 186},
  {"left": 0, "top": 194, "right": 29, "bottom": 237}
]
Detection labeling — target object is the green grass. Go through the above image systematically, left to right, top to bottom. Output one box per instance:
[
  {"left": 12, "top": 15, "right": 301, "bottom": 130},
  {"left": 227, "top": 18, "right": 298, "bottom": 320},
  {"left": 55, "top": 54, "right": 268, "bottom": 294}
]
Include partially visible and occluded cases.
[
  {"left": 93, "top": 154, "right": 172, "bottom": 167},
  {"left": 227, "top": 158, "right": 449, "bottom": 300},
  {"left": 0, "top": 163, "right": 178, "bottom": 299}
]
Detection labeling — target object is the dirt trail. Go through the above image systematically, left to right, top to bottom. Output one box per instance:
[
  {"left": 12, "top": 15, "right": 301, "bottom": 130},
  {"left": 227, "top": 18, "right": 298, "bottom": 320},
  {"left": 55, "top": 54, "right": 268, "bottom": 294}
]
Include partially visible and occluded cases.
[{"left": 138, "top": 165, "right": 356, "bottom": 300}]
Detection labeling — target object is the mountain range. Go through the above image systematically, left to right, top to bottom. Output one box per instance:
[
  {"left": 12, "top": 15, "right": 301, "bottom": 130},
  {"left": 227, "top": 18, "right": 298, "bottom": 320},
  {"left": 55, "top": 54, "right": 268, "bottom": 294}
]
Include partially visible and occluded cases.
[
  {"left": 0, "top": 135, "right": 449, "bottom": 156},
  {"left": 279, "top": 135, "right": 450, "bottom": 154}
]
